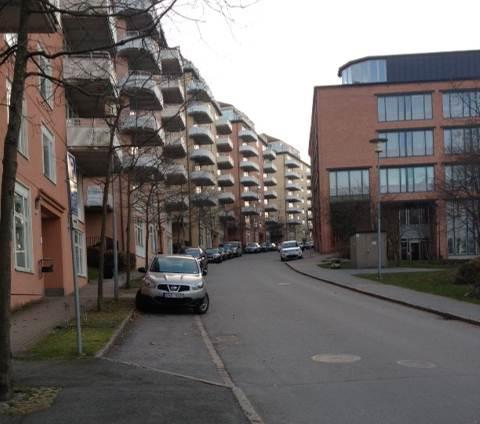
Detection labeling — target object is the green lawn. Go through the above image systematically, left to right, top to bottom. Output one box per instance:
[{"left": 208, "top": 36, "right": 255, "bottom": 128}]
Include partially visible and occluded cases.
[
  {"left": 356, "top": 269, "right": 480, "bottom": 305},
  {"left": 24, "top": 299, "right": 133, "bottom": 360}
]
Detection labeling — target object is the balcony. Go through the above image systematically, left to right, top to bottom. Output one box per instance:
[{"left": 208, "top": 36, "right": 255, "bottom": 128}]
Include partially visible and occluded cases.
[
  {"left": 0, "top": 0, "right": 58, "bottom": 33},
  {"left": 115, "top": 1, "right": 158, "bottom": 35},
  {"left": 117, "top": 32, "right": 161, "bottom": 74},
  {"left": 160, "top": 47, "right": 183, "bottom": 75},
  {"left": 63, "top": 53, "right": 117, "bottom": 117},
  {"left": 120, "top": 72, "right": 163, "bottom": 110},
  {"left": 160, "top": 78, "right": 185, "bottom": 104},
  {"left": 187, "top": 80, "right": 212, "bottom": 102},
  {"left": 187, "top": 102, "right": 215, "bottom": 124},
  {"left": 161, "top": 104, "right": 186, "bottom": 132},
  {"left": 119, "top": 111, "right": 164, "bottom": 146},
  {"left": 215, "top": 117, "right": 233, "bottom": 135},
  {"left": 67, "top": 118, "right": 122, "bottom": 177},
  {"left": 189, "top": 126, "right": 215, "bottom": 145},
  {"left": 238, "top": 128, "right": 258, "bottom": 143},
  {"left": 163, "top": 133, "right": 187, "bottom": 159},
  {"left": 216, "top": 137, "right": 233, "bottom": 152},
  {"left": 239, "top": 144, "right": 259, "bottom": 158},
  {"left": 126, "top": 148, "right": 163, "bottom": 181},
  {"left": 190, "top": 148, "right": 215, "bottom": 166},
  {"left": 263, "top": 149, "right": 276, "bottom": 161},
  {"left": 217, "top": 155, "right": 234, "bottom": 170},
  {"left": 285, "top": 158, "right": 301, "bottom": 168},
  {"left": 239, "top": 160, "right": 260, "bottom": 172},
  {"left": 263, "top": 161, "right": 277, "bottom": 173},
  {"left": 163, "top": 164, "right": 187, "bottom": 185},
  {"left": 191, "top": 170, "right": 216, "bottom": 186},
  {"left": 285, "top": 171, "right": 301, "bottom": 180},
  {"left": 217, "top": 174, "right": 235, "bottom": 187},
  {"left": 240, "top": 175, "right": 260, "bottom": 187},
  {"left": 264, "top": 176, "right": 277, "bottom": 187},
  {"left": 286, "top": 183, "right": 301, "bottom": 191},
  {"left": 86, "top": 185, "right": 113, "bottom": 209},
  {"left": 264, "top": 190, "right": 278, "bottom": 200},
  {"left": 241, "top": 191, "right": 259, "bottom": 201},
  {"left": 192, "top": 192, "right": 216, "bottom": 207},
  {"left": 218, "top": 192, "right": 235, "bottom": 205},
  {"left": 286, "top": 194, "right": 302, "bottom": 203},
  {"left": 165, "top": 196, "right": 189, "bottom": 212},
  {"left": 265, "top": 203, "right": 279, "bottom": 212},
  {"left": 241, "top": 206, "right": 260, "bottom": 216},
  {"left": 287, "top": 207, "right": 303, "bottom": 214},
  {"left": 219, "top": 210, "right": 236, "bottom": 221},
  {"left": 265, "top": 215, "right": 279, "bottom": 225},
  {"left": 287, "top": 218, "right": 302, "bottom": 226}
]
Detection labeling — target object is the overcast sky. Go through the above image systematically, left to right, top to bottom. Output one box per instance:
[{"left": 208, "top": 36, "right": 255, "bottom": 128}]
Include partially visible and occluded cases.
[{"left": 163, "top": 0, "right": 480, "bottom": 161}]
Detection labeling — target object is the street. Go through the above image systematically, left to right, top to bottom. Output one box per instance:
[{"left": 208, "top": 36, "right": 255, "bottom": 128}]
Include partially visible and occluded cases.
[{"left": 110, "top": 252, "right": 480, "bottom": 424}]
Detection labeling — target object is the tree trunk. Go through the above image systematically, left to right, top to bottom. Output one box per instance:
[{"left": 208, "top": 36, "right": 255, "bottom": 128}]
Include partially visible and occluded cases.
[
  {"left": 0, "top": 0, "right": 30, "bottom": 401},
  {"left": 125, "top": 173, "right": 132, "bottom": 289},
  {"left": 145, "top": 195, "right": 150, "bottom": 269}
]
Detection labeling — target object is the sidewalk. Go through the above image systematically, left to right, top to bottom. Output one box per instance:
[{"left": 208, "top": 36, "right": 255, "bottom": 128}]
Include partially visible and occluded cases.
[{"left": 286, "top": 254, "right": 480, "bottom": 326}]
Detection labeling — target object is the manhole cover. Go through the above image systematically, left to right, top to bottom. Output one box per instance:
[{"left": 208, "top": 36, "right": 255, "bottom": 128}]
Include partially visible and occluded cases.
[
  {"left": 311, "top": 354, "right": 361, "bottom": 364},
  {"left": 397, "top": 360, "right": 437, "bottom": 369}
]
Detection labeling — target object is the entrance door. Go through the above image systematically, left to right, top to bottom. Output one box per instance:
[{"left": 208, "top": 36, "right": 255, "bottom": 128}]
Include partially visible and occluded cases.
[{"left": 410, "top": 240, "right": 421, "bottom": 261}]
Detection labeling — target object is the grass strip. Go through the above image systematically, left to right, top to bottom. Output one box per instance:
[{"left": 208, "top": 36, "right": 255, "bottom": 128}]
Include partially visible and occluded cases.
[
  {"left": 356, "top": 269, "right": 480, "bottom": 305},
  {"left": 24, "top": 299, "right": 133, "bottom": 360}
]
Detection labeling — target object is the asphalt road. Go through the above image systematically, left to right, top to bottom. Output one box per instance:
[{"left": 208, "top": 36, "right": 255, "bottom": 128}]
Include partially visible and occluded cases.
[{"left": 203, "top": 252, "right": 480, "bottom": 424}]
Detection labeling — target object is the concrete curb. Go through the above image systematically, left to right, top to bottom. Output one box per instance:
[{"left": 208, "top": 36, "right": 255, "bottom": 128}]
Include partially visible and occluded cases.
[
  {"left": 285, "top": 262, "right": 480, "bottom": 327},
  {"left": 95, "top": 308, "right": 136, "bottom": 358}
]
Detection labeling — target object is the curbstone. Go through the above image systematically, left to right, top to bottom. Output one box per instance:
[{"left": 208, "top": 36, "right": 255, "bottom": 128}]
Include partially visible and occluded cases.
[{"left": 95, "top": 308, "right": 136, "bottom": 358}]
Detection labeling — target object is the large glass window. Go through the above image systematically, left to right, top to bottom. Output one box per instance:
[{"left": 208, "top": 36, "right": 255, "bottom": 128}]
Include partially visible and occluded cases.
[
  {"left": 341, "top": 60, "right": 387, "bottom": 84},
  {"left": 443, "top": 90, "right": 480, "bottom": 119},
  {"left": 378, "top": 93, "right": 432, "bottom": 122},
  {"left": 41, "top": 126, "right": 56, "bottom": 183},
  {"left": 444, "top": 127, "right": 480, "bottom": 154},
  {"left": 379, "top": 130, "right": 433, "bottom": 158},
  {"left": 444, "top": 164, "right": 480, "bottom": 189},
  {"left": 380, "top": 166, "right": 434, "bottom": 193},
  {"left": 329, "top": 169, "right": 369, "bottom": 198},
  {"left": 14, "top": 183, "right": 32, "bottom": 272},
  {"left": 447, "top": 201, "right": 479, "bottom": 256},
  {"left": 73, "top": 230, "right": 86, "bottom": 277}
]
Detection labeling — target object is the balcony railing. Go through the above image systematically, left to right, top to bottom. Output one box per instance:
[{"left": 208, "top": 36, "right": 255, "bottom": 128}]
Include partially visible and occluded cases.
[
  {"left": 117, "top": 32, "right": 161, "bottom": 74},
  {"left": 160, "top": 47, "right": 183, "bottom": 75},
  {"left": 63, "top": 52, "right": 117, "bottom": 89},
  {"left": 119, "top": 71, "right": 163, "bottom": 110},
  {"left": 160, "top": 77, "right": 185, "bottom": 104},
  {"left": 187, "top": 80, "right": 213, "bottom": 102},
  {"left": 187, "top": 101, "right": 215, "bottom": 124},
  {"left": 161, "top": 104, "right": 186, "bottom": 132},
  {"left": 119, "top": 111, "right": 164, "bottom": 146},
  {"left": 215, "top": 117, "right": 233, "bottom": 135},
  {"left": 189, "top": 126, "right": 215, "bottom": 145},
  {"left": 238, "top": 128, "right": 258, "bottom": 143},
  {"left": 163, "top": 133, "right": 187, "bottom": 159},
  {"left": 216, "top": 136, "right": 233, "bottom": 152},
  {"left": 239, "top": 144, "right": 259, "bottom": 157},
  {"left": 190, "top": 148, "right": 216, "bottom": 166},
  {"left": 263, "top": 149, "right": 277, "bottom": 161},
  {"left": 217, "top": 155, "right": 234, "bottom": 170},
  {"left": 285, "top": 158, "right": 301, "bottom": 168},
  {"left": 239, "top": 160, "right": 260, "bottom": 173},
  {"left": 263, "top": 161, "right": 277, "bottom": 173},
  {"left": 165, "top": 164, "right": 188, "bottom": 185},
  {"left": 191, "top": 170, "right": 216, "bottom": 186},
  {"left": 285, "top": 171, "right": 301, "bottom": 180},
  {"left": 217, "top": 174, "right": 235, "bottom": 187},
  {"left": 240, "top": 175, "right": 260, "bottom": 187},
  {"left": 264, "top": 176, "right": 278, "bottom": 186},
  {"left": 286, "top": 183, "right": 301, "bottom": 192},
  {"left": 86, "top": 185, "right": 113, "bottom": 209},
  {"left": 264, "top": 190, "right": 278, "bottom": 199},
  {"left": 240, "top": 191, "right": 259, "bottom": 201},
  {"left": 192, "top": 192, "right": 217, "bottom": 207},
  {"left": 218, "top": 192, "right": 235, "bottom": 204},
  {"left": 286, "top": 195, "right": 302, "bottom": 203},
  {"left": 165, "top": 196, "right": 189, "bottom": 212},
  {"left": 265, "top": 203, "right": 279, "bottom": 212},
  {"left": 241, "top": 206, "right": 260, "bottom": 216},
  {"left": 287, "top": 207, "right": 303, "bottom": 214},
  {"left": 219, "top": 210, "right": 236, "bottom": 220}
]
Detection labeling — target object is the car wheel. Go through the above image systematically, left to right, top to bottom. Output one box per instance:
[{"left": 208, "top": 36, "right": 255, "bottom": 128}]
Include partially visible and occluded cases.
[{"left": 195, "top": 293, "right": 210, "bottom": 314}]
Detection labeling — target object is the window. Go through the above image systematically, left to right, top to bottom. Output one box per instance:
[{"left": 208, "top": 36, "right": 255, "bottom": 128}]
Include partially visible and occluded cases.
[
  {"left": 38, "top": 48, "right": 53, "bottom": 105},
  {"left": 341, "top": 60, "right": 387, "bottom": 85},
  {"left": 6, "top": 80, "right": 28, "bottom": 156},
  {"left": 443, "top": 90, "right": 480, "bottom": 119},
  {"left": 377, "top": 93, "right": 432, "bottom": 122},
  {"left": 41, "top": 126, "right": 56, "bottom": 182},
  {"left": 444, "top": 127, "right": 480, "bottom": 154},
  {"left": 379, "top": 130, "right": 433, "bottom": 158},
  {"left": 444, "top": 164, "right": 480, "bottom": 190},
  {"left": 380, "top": 166, "right": 434, "bottom": 193},
  {"left": 329, "top": 169, "right": 369, "bottom": 198},
  {"left": 13, "top": 183, "right": 33, "bottom": 272},
  {"left": 447, "top": 200, "right": 479, "bottom": 256},
  {"left": 135, "top": 219, "right": 145, "bottom": 247},
  {"left": 73, "top": 230, "right": 86, "bottom": 277}
]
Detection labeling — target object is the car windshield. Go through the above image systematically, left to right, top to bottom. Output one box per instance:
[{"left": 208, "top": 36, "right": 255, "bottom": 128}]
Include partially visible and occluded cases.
[
  {"left": 282, "top": 242, "right": 298, "bottom": 249},
  {"left": 224, "top": 244, "right": 232, "bottom": 249},
  {"left": 184, "top": 248, "right": 200, "bottom": 258},
  {"left": 206, "top": 248, "right": 218, "bottom": 254},
  {"left": 150, "top": 257, "right": 199, "bottom": 274}
]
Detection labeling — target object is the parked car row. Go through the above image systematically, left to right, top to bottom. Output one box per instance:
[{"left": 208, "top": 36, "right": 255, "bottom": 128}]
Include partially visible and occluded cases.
[
  {"left": 206, "top": 241, "right": 242, "bottom": 263},
  {"left": 244, "top": 242, "right": 277, "bottom": 253}
]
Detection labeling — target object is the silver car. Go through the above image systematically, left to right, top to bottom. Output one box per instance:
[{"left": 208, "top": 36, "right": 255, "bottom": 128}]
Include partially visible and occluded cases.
[
  {"left": 279, "top": 240, "right": 303, "bottom": 261},
  {"left": 136, "top": 255, "right": 209, "bottom": 314}
]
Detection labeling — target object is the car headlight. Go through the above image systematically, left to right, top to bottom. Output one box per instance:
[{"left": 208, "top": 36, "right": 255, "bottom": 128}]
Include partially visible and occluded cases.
[
  {"left": 143, "top": 278, "right": 155, "bottom": 288},
  {"left": 192, "top": 281, "right": 205, "bottom": 289}
]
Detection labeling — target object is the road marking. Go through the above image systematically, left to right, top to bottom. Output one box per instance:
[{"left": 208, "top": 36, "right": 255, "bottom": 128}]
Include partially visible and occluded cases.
[
  {"left": 278, "top": 282, "right": 290, "bottom": 286},
  {"left": 195, "top": 316, "right": 265, "bottom": 424},
  {"left": 311, "top": 354, "right": 361, "bottom": 364},
  {"left": 397, "top": 360, "right": 437, "bottom": 369}
]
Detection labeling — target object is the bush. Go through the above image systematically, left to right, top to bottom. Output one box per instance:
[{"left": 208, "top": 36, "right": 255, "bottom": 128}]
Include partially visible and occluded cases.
[
  {"left": 87, "top": 247, "right": 136, "bottom": 279},
  {"left": 455, "top": 259, "right": 480, "bottom": 285}
]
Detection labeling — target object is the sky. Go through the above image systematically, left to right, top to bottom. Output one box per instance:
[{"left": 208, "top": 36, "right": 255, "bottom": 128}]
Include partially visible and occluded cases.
[{"left": 163, "top": 0, "right": 480, "bottom": 161}]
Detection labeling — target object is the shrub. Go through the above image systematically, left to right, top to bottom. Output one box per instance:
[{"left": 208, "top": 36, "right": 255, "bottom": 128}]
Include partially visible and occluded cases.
[
  {"left": 87, "top": 247, "right": 136, "bottom": 279},
  {"left": 455, "top": 259, "right": 480, "bottom": 285}
]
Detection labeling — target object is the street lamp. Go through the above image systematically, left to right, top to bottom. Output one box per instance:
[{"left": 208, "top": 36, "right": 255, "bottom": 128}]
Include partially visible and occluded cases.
[{"left": 369, "top": 137, "right": 387, "bottom": 279}]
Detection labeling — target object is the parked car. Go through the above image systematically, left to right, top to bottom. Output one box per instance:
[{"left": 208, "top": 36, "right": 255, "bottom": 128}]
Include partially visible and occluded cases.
[
  {"left": 279, "top": 240, "right": 303, "bottom": 261},
  {"left": 228, "top": 241, "right": 243, "bottom": 256},
  {"left": 264, "top": 241, "right": 276, "bottom": 251},
  {"left": 304, "top": 241, "right": 314, "bottom": 250},
  {"left": 245, "top": 242, "right": 261, "bottom": 253},
  {"left": 217, "top": 246, "right": 227, "bottom": 261},
  {"left": 224, "top": 246, "right": 234, "bottom": 258},
  {"left": 181, "top": 247, "right": 208, "bottom": 274},
  {"left": 206, "top": 248, "right": 222, "bottom": 263},
  {"left": 136, "top": 255, "right": 209, "bottom": 314}
]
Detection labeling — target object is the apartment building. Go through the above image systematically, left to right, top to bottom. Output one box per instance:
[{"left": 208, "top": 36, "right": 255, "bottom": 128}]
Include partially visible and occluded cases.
[{"left": 309, "top": 50, "right": 480, "bottom": 260}]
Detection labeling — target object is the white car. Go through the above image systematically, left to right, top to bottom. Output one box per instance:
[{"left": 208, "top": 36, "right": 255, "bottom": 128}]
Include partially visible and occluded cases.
[{"left": 279, "top": 240, "right": 303, "bottom": 261}]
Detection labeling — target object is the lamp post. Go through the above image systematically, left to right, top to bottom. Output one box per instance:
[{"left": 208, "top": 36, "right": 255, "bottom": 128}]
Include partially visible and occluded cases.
[{"left": 369, "top": 137, "right": 387, "bottom": 279}]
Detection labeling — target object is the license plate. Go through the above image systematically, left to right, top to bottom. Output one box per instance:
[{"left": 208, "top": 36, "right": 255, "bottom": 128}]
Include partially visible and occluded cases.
[{"left": 164, "top": 293, "right": 183, "bottom": 298}]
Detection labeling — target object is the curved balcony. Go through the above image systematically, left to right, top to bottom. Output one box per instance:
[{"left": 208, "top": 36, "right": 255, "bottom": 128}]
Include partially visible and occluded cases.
[
  {"left": 0, "top": 0, "right": 58, "bottom": 33},
  {"left": 115, "top": 0, "right": 158, "bottom": 29},
  {"left": 117, "top": 32, "right": 160, "bottom": 74},
  {"left": 160, "top": 47, "right": 183, "bottom": 75},
  {"left": 120, "top": 72, "right": 163, "bottom": 110},
  {"left": 160, "top": 78, "right": 185, "bottom": 104},
  {"left": 187, "top": 80, "right": 212, "bottom": 102},
  {"left": 187, "top": 101, "right": 215, "bottom": 124},
  {"left": 161, "top": 104, "right": 186, "bottom": 132},
  {"left": 119, "top": 111, "right": 164, "bottom": 146},
  {"left": 215, "top": 117, "right": 233, "bottom": 135},
  {"left": 189, "top": 126, "right": 215, "bottom": 145},
  {"left": 238, "top": 128, "right": 258, "bottom": 143},
  {"left": 163, "top": 133, "right": 187, "bottom": 159},
  {"left": 217, "top": 136, "right": 233, "bottom": 152},
  {"left": 239, "top": 144, "right": 259, "bottom": 158},
  {"left": 190, "top": 148, "right": 215, "bottom": 166},
  {"left": 263, "top": 149, "right": 277, "bottom": 161},
  {"left": 217, "top": 155, "right": 234, "bottom": 170},
  {"left": 285, "top": 158, "right": 300, "bottom": 168},
  {"left": 239, "top": 160, "right": 260, "bottom": 173},
  {"left": 263, "top": 162, "right": 277, "bottom": 173},
  {"left": 165, "top": 164, "right": 188, "bottom": 186},
  {"left": 191, "top": 170, "right": 216, "bottom": 186},
  {"left": 285, "top": 171, "right": 301, "bottom": 180},
  {"left": 218, "top": 174, "right": 235, "bottom": 187},
  {"left": 240, "top": 176, "right": 260, "bottom": 187},
  {"left": 264, "top": 176, "right": 277, "bottom": 187},
  {"left": 286, "top": 183, "right": 302, "bottom": 191},
  {"left": 264, "top": 190, "right": 278, "bottom": 200},
  {"left": 241, "top": 191, "right": 259, "bottom": 201},
  {"left": 192, "top": 192, "right": 217, "bottom": 207},
  {"left": 218, "top": 192, "right": 236, "bottom": 205},
  {"left": 286, "top": 194, "right": 302, "bottom": 203},
  {"left": 165, "top": 196, "right": 189, "bottom": 212},
  {"left": 265, "top": 203, "right": 279, "bottom": 212},
  {"left": 241, "top": 206, "right": 260, "bottom": 216},
  {"left": 287, "top": 207, "right": 303, "bottom": 214},
  {"left": 219, "top": 210, "right": 236, "bottom": 221},
  {"left": 265, "top": 215, "right": 279, "bottom": 225},
  {"left": 287, "top": 218, "right": 302, "bottom": 226}
]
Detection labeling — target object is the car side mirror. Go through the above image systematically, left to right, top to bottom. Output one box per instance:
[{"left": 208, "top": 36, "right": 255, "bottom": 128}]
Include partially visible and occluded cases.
[{"left": 138, "top": 267, "right": 147, "bottom": 274}]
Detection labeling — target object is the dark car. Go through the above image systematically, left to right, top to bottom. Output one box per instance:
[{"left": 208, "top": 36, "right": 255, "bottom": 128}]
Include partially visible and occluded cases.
[
  {"left": 265, "top": 241, "right": 276, "bottom": 251},
  {"left": 245, "top": 242, "right": 261, "bottom": 253},
  {"left": 218, "top": 246, "right": 227, "bottom": 261},
  {"left": 224, "top": 246, "right": 234, "bottom": 258},
  {"left": 182, "top": 247, "right": 208, "bottom": 274},
  {"left": 206, "top": 248, "right": 222, "bottom": 263}
]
